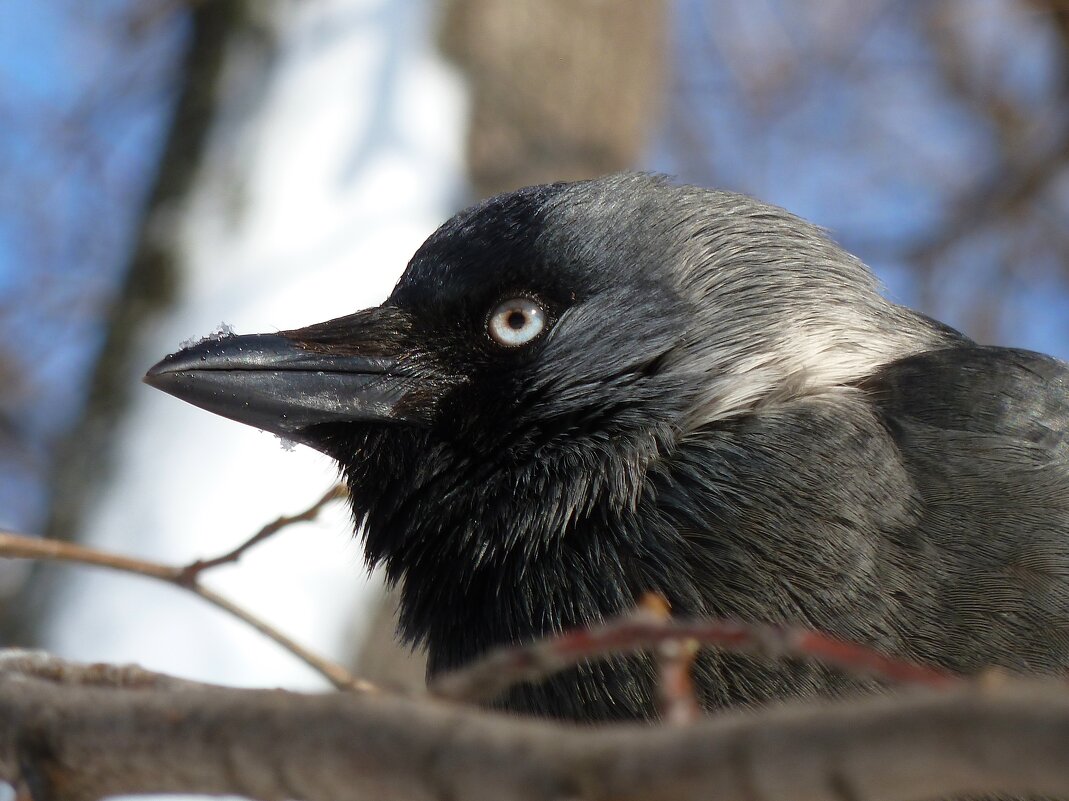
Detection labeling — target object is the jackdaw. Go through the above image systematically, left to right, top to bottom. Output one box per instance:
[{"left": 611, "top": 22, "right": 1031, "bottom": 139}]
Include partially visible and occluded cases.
[{"left": 146, "top": 173, "right": 1069, "bottom": 721}]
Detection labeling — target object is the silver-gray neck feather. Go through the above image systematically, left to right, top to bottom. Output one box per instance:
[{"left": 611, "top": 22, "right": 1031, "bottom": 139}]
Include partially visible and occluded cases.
[{"left": 548, "top": 174, "right": 957, "bottom": 429}]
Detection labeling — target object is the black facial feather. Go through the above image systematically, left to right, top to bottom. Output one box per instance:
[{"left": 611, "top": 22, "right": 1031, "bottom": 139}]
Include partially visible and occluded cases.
[{"left": 147, "top": 173, "right": 1069, "bottom": 723}]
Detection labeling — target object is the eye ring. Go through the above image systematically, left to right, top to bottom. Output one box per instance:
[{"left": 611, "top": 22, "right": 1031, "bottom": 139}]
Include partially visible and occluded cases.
[{"left": 487, "top": 297, "right": 546, "bottom": 347}]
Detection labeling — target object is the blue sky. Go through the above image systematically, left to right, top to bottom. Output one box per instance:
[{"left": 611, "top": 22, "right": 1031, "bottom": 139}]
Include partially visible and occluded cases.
[{"left": 0, "top": 0, "right": 184, "bottom": 527}]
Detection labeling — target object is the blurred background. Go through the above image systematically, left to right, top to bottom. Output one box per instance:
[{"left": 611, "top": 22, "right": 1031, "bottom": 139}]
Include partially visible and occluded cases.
[{"left": 0, "top": 0, "right": 1066, "bottom": 692}]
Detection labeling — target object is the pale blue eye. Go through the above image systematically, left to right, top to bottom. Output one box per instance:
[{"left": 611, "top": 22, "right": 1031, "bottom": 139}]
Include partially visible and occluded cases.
[{"left": 488, "top": 298, "right": 546, "bottom": 347}]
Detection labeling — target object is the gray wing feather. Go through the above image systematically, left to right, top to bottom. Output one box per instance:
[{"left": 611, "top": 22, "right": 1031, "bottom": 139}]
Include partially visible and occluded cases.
[{"left": 863, "top": 346, "right": 1069, "bottom": 673}]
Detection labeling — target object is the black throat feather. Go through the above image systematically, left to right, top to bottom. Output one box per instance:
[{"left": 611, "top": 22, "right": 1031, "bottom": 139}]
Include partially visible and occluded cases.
[{"left": 314, "top": 417, "right": 701, "bottom": 719}]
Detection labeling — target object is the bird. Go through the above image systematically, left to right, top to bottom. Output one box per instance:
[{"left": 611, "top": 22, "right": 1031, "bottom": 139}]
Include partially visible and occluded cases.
[{"left": 145, "top": 172, "right": 1069, "bottom": 722}]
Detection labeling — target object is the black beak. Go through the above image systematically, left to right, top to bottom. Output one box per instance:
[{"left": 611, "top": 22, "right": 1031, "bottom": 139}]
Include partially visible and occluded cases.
[{"left": 144, "top": 308, "right": 428, "bottom": 446}]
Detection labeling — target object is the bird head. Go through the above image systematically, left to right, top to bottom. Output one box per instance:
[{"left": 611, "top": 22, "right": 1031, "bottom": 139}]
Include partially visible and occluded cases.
[{"left": 146, "top": 174, "right": 949, "bottom": 677}]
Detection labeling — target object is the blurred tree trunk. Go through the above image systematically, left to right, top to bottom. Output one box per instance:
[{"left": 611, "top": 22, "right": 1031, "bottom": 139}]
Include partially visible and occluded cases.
[
  {"left": 355, "top": 0, "right": 668, "bottom": 688},
  {"left": 440, "top": 0, "right": 667, "bottom": 197}
]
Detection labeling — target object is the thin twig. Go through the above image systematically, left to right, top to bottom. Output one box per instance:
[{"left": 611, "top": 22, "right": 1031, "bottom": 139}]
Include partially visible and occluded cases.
[
  {"left": 177, "top": 484, "right": 348, "bottom": 585},
  {"left": 0, "top": 518, "right": 373, "bottom": 693},
  {"left": 0, "top": 533, "right": 175, "bottom": 580},
  {"left": 193, "top": 584, "right": 373, "bottom": 692},
  {"left": 640, "top": 593, "right": 701, "bottom": 725},
  {"left": 430, "top": 608, "right": 957, "bottom": 704}
]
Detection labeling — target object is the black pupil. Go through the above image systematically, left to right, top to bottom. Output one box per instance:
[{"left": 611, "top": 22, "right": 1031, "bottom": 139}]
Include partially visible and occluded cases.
[{"left": 506, "top": 310, "right": 527, "bottom": 330}]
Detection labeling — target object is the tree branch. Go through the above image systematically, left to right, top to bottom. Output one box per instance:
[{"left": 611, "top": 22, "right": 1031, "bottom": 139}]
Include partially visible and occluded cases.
[
  {"left": 175, "top": 483, "right": 348, "bottom": 584},
  {"left": 0, "top": 519, "right": 369, "bottom": 693},
  {"left": 643, "top": 593, "right": 701, "bottom": 725},
  {"left": 430, "top": 605, "right": 955, "bottom": 705},
  {"left": 0, "top": 651, "right": 1066, "bottom": 801}
]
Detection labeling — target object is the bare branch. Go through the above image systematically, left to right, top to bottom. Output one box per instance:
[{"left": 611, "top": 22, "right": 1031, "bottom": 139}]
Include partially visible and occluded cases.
[
  {"left": 176, "top": 483, "right": 348, "bottom": 584},
  {"left": 0, "top": 528, "right": 369, "bottom": 693},
  {"left": 0, "top": 531, "right": 177, "bottom": 581},
  {"left": 640, "top": 593, "right": 701, "bottom": 725},
  {"left": 431, "top": 607, "right": 954, "bottom": 705},
  {"left": 0, "top": 650, "right": 205, "bottom": 691},
  {"left": 0, "top": 651, "right": 1067, "bottom": 801}
]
